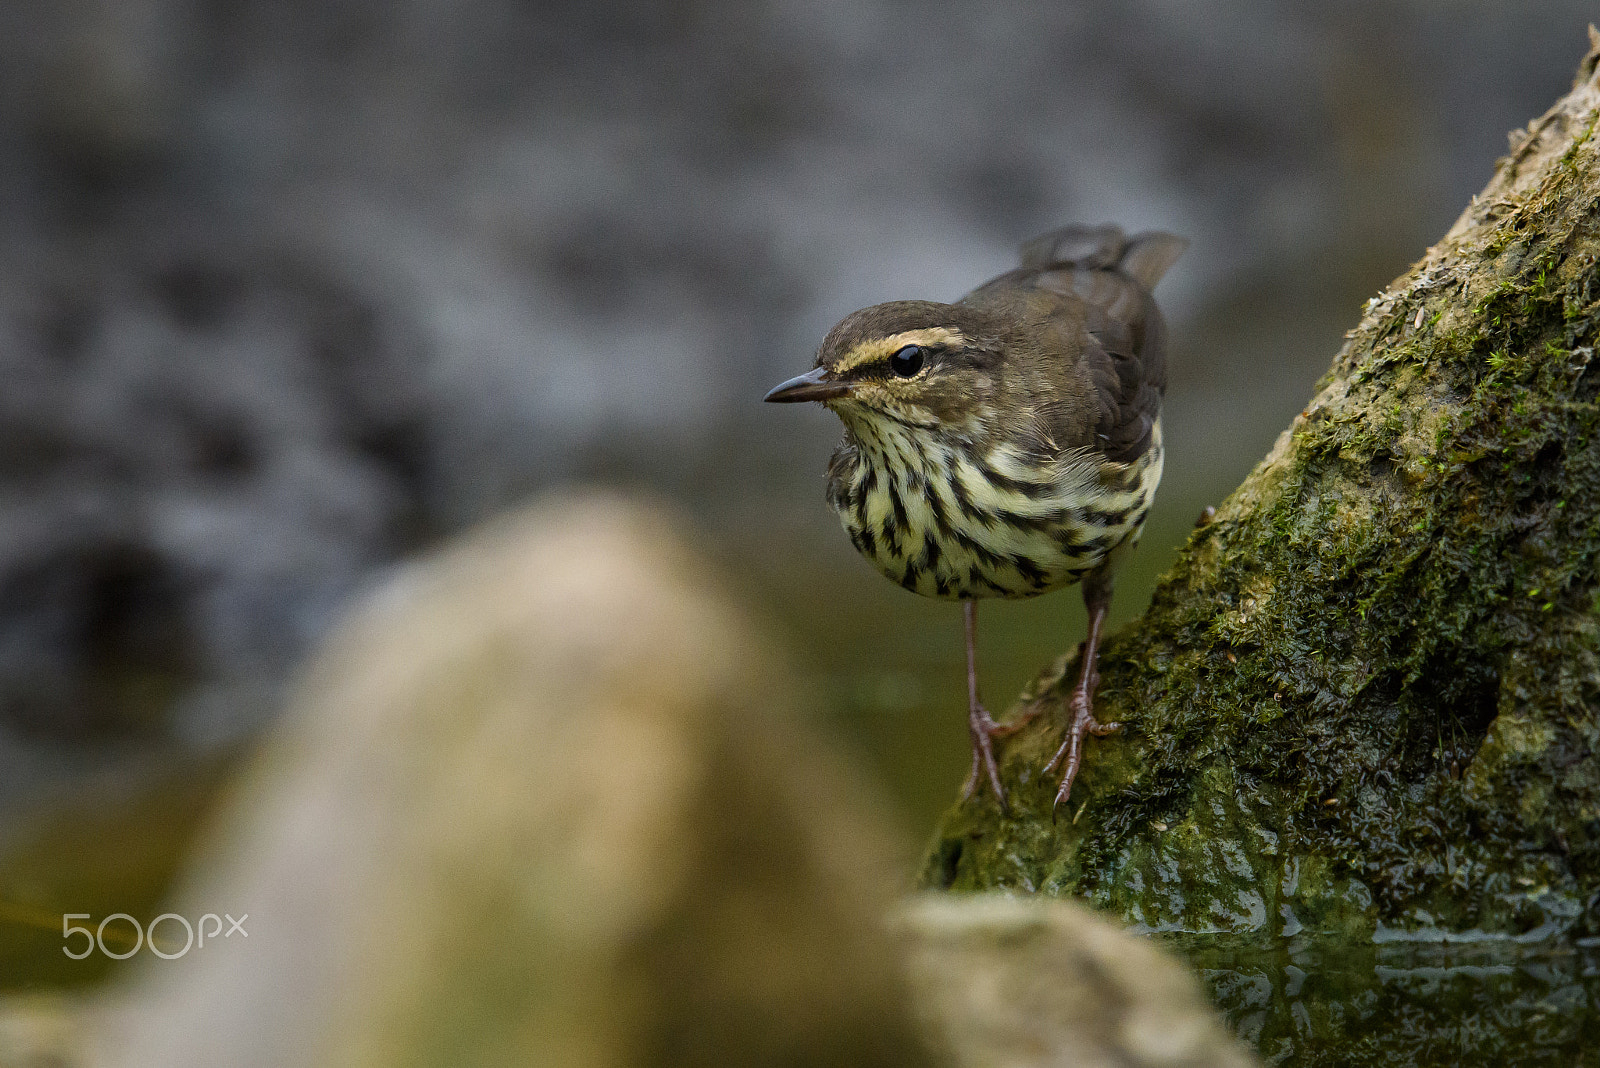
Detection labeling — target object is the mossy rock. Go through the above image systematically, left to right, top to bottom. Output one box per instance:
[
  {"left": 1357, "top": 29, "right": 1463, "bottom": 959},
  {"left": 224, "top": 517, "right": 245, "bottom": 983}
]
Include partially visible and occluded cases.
[{"left": 923, "top": 36, "right": 1600, "bottom": 949}]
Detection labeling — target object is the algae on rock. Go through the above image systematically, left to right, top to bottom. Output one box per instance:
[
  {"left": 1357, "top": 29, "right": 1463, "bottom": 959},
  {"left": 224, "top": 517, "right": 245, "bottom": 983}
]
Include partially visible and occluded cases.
[{"left": 924, "top": 34, "right": 1600, "bottom": 946}]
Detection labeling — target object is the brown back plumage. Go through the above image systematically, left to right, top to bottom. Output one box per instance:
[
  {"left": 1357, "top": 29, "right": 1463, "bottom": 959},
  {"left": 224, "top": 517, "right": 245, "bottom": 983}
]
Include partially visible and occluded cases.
[{"left": 963, "top": 225, "right": 1187, "bottom": 464}]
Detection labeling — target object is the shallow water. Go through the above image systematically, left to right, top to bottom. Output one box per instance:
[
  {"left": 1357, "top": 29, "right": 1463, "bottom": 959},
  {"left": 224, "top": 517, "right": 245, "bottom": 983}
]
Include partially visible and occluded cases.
[{"left": 1173, "top": 930, "right": 1600, "bottom": 1066}]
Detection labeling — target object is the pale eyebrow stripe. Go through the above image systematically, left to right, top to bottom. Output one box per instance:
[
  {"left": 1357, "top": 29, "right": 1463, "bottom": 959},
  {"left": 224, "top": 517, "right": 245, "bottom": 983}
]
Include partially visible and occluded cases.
[{"left": 834, "top": 327, "right": 967, "bottom": 374}]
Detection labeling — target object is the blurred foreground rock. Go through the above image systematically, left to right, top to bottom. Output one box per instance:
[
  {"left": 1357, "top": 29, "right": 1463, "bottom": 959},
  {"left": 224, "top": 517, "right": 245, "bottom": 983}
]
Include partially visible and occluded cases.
[
  {"left": 31, "top": 491, "right": 1253, "bottom": 1067},
  {"left": 91, "top": 492, "right": 927, "bottom": 1067},
  {"left": 897, "top": 895, "right": 1256, "bottom": 1068},
  {"left": 0, "top": 994, "right": 80, "bottom": 1068}
]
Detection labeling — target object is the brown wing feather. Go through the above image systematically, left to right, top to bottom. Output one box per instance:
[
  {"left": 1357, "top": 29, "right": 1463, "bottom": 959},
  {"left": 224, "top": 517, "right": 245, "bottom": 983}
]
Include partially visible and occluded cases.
[{"left": 966, "top": 225, "right": 1185, "bottom": 465}]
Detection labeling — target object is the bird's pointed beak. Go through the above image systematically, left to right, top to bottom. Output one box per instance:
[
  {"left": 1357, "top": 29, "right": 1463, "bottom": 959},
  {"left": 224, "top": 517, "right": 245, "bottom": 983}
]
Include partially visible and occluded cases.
[{"left": 763, "top": 366, "right": 850, "bottom": 403}]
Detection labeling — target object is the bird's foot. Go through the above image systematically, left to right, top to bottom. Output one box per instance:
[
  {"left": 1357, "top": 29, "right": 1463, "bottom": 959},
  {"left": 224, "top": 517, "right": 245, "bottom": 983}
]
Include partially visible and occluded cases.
[
  {"left": 1043, "top": 685, "right": 1122, "bottom": 810},
  {"left": 961, "top": 704, "right": 1038, "bottom": 810}
]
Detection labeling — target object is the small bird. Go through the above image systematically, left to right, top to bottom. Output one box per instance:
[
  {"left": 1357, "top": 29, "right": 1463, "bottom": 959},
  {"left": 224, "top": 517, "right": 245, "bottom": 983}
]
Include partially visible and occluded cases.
[{"left": 765, "top": 225, "right": 1186, "bottom": 809}]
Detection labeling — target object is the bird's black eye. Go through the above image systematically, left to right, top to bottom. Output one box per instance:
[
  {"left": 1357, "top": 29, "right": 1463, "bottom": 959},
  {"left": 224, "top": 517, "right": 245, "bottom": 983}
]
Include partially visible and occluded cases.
[{"left": 890, "top": 345, "right": 924, "bottom": 377}]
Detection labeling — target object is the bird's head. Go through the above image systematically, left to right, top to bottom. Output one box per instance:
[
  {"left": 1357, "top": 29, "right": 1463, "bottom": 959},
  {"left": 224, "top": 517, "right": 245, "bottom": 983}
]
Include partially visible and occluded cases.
[{"left": 763, "top": 301, "right": 999, "bottom": 432}]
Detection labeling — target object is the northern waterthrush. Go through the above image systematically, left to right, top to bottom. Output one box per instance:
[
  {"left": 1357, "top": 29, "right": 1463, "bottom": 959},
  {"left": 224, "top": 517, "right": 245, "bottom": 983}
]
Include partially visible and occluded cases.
[{"left": 765, "top": 225, "right": 1186, "bottom": 809}]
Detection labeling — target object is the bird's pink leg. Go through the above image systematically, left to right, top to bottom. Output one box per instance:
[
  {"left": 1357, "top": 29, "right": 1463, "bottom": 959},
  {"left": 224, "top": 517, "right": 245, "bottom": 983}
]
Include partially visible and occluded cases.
[
  {"left": 1044, "top": 573, "right": 1122, "bottom": 809},
  {"left": 960, "top": 600, "right": 1039, "bottom": 810}
]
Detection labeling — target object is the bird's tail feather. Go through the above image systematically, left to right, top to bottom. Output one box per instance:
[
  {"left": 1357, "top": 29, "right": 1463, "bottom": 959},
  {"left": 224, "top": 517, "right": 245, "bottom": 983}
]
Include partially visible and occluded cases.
[{"left": 1020, "top": 225, "right": 1188, "bottom": 290}]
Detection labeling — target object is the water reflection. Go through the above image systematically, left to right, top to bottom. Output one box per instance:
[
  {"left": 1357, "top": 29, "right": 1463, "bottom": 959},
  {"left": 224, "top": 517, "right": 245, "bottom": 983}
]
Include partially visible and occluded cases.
[{"left": 1175, "top": 932, "right": 1600, "bottom": 1066}]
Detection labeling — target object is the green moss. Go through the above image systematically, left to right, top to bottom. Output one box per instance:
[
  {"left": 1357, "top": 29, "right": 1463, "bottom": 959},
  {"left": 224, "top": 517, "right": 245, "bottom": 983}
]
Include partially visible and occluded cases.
[{"left": 1560, "top": 108, "right": 1600, "bottom": 171}]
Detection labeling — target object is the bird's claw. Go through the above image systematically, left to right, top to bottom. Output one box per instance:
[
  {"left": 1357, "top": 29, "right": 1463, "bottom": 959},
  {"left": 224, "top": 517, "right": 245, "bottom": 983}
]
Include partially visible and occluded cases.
[
  {"left": 1044, "top": 686, "right": 1121, "bottom": 809},
  {"left": 962, "top": 704, "right": 1039, "bottom": 810}
]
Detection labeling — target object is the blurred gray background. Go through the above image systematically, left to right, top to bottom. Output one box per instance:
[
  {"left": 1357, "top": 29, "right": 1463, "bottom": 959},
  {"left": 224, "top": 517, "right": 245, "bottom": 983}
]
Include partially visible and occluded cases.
[{"left": 0, "top": 0, "right": 1590, "bottom": 836}]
